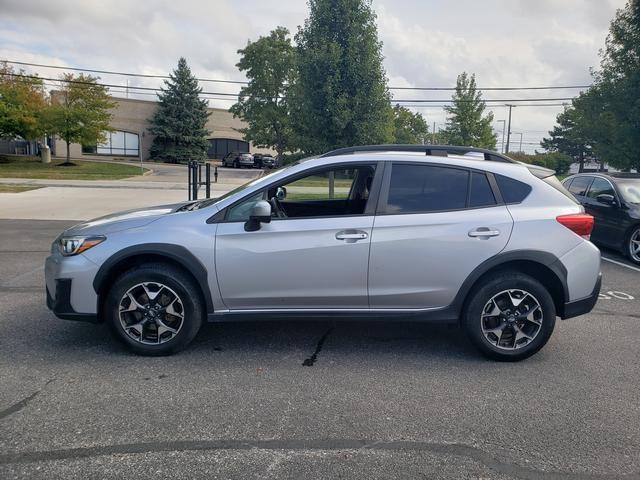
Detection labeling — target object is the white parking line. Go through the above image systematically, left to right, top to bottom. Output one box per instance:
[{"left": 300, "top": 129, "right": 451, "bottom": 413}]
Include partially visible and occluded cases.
[{"left": 602, "top": 256, "right": 640, "bottom": 273}]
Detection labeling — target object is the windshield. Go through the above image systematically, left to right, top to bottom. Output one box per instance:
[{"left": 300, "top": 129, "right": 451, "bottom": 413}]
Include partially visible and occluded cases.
[{"left": 617, "top": 179, "right": 640, "bottom": 204}]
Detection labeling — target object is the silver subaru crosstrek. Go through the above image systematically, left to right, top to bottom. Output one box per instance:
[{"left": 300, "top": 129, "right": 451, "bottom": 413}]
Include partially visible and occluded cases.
[{"left": 45, "top": 145, "right": 601, "bottom": 361}]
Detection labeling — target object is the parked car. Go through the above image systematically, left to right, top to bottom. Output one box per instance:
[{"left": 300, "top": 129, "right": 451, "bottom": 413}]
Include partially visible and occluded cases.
[
  {"left": 46, "top": 145, "right": 601, "bottom": 361},
  {"left": 222, "top": 152, "right": 253, "bottom": 168},
  {"left": 253, "top": 154, "right": 278, "bottom": 169},
  {"left": 261, "top": 155, "right": 278, "bottom": 169},
  {"left": 562, "top": 173, "right": 640, "bottom": 264}
]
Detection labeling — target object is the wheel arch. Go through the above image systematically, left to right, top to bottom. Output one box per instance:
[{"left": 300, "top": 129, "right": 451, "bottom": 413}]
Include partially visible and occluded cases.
[
  {"left": 93, "top": 244, "right": 214, "bottom": 320},
  {"left": 454, "top": 250, "right": 568, "bottom": 319}
]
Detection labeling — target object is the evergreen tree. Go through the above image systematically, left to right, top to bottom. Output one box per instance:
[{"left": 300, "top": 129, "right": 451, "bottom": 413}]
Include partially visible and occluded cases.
[
  {"left": 291, "top": 0, "right": 394, "bottom": 154},
  {"left": 230, "top": 27, "right": 295, "bottom": 159},
  {"left": 149, "top": 58, "right": 210, "bottom": 163},
  {"left": 441, "top": 72, "right": 497, "bottom": 150},
  {"left": 391, "top": 104, "right": 429, "bottom": 144},
  {"left": 541, "top": 105, "right": 592, "bottom": 172}
]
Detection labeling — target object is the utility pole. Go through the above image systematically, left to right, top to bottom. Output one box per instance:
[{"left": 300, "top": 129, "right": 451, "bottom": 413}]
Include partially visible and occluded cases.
[
  {"left": 505, "top": 104, "right": 513, "bottom": 153},
  {"left": 497, "top": 120, "right": 506, "bottom": 153}
]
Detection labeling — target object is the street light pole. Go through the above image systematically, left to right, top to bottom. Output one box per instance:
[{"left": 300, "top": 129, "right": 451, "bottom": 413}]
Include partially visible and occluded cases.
[
  {"left": 505, "top": 104, "right": 513, "bottom": 153},
  {"left": 497, "top": 120, "right": 506, "bottom": 153}
]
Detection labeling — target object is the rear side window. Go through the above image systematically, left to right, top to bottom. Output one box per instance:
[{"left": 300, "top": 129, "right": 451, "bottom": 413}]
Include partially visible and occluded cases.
[
  {"left": 385, "top": 164, "right": 468, "bottom": 213},
  {"left": 469, "top": 172, "right": 496, "bottom": 208},
  {"left": 495, "top": 174, "right": 532, "bottom": 204},
  {"left": 568, "top": 176, "right": 592, "bottom": 197}
]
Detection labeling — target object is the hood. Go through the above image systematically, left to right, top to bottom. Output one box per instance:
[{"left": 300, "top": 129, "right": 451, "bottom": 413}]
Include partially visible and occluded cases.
[{"left": 64, "top": 202, "right": 188, "bottom": 236}]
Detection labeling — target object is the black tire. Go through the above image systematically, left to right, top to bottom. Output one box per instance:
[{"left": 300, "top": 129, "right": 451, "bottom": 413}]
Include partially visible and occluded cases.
[
  {"left": 625, "top": 225, "right": 640, "bottom": 265},
  {"left": 105, "top": 263, "right": 204, "bottom": 356},
  {"left": 463, "top": 272, "right": 556, "bottom": 362}
]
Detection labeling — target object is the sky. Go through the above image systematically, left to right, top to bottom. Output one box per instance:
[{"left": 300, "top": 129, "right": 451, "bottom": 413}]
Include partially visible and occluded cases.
[{"left": 0, "top": 0, "right": 628, "bottom": 153}]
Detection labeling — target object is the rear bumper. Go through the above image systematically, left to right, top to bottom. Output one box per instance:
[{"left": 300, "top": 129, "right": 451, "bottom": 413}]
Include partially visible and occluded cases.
[
  {"left": 559, "top": 272, "right": 601, "bottom": 319},
  {"left": 46, "top": 279, "right": 99, "bottom": 323}
]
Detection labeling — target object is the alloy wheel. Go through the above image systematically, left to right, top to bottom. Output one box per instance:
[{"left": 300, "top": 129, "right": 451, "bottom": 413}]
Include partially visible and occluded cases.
[
  {"left": 629, "top": 229, "right": 640, "bottom": 263},
  {"left": 119, "top": 282, "right": 185, "bottom": 345},
  {"left": 480, "top": 289, "right": 543, "bottom": 350}
]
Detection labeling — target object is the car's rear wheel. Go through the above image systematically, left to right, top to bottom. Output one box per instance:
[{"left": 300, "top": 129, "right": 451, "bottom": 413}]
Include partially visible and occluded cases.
[
  {"left": 626, "top": 226, "right": 640, "bottom": 265},
  {"left": 105, "top": 263, "right": 203, "bottom": 356},
  {"left": 463, "top": 272, "right": 556, "bottom": 361}
]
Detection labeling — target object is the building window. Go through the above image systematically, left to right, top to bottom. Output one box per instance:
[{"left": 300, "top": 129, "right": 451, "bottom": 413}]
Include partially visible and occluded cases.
[{"left": 84, "top": 131, "right": 139, "bottom": 156}]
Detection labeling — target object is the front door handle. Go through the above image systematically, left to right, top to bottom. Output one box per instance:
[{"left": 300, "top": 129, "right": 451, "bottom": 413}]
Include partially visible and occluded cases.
[
  {"left": 468, "top": 227, "right": 501, "bottom": 238},
  {"left": 336, "top": 230, "right": 369, "bottom": 242}
]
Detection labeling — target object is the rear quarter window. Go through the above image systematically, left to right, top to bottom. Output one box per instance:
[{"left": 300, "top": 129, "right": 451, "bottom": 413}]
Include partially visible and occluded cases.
[{"left": 495, "top": 174, "right": 532, "bottom": 204}]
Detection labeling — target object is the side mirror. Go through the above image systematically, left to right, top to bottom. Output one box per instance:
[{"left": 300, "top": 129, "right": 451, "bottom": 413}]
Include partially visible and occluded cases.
[
  {"left": 276, "top": 186, "right": 287, "bottom": 200},
  {"left": 596, "top": 194, "right": 616, "bottom": 206},
  {"left": 244, "top": 200, "right": 272, "bottom": 232}
]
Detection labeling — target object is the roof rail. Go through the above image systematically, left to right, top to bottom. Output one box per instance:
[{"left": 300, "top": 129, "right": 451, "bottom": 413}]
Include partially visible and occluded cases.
[{"left": 319, "top": 144, "right": 517, "bottom": 163}]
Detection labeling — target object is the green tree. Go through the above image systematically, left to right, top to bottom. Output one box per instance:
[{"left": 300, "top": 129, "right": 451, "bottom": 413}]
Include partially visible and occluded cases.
[
  {"left": 291, "top": 0, "right": 394, "bottom": 154},
  {"left": 588, "top": 0, "right": 640, "bottom": 171},
  {"left": 230, "top": 27, "right": 295, "bottom": 159},
  {"left": 149, "top": 58, "right": 210, "bottom": 164},
  {"left": 0, "top": 62, "right": 48, "bottom": 140},
  {"left": 441, "top": 72, "right": 497, "bottom": 150},
  {"left": 45, "top": 73, "right": 115, "bottom": 165},
  {"left": 392, "top": 104, "right": 429, "bottom": 144},
  {"left": 541, "top": 105, "right": 592, "bottom": 172},
  {"left": 509, "top": 151, "right": 573, "bottom": 176}
]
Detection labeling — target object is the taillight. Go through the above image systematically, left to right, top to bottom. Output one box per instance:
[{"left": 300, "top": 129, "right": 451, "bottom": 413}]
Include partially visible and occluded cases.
[{"left": 556, "top": 214, "right": 594, "bottom": 239}]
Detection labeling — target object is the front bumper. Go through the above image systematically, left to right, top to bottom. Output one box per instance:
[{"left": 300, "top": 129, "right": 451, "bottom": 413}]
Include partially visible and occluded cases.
[
  {"left": 45, "top": 252, "right": 100, "bottom": 322},
  {"left": 559, "top": 272, "right": 602, "bottom": 319},
  {"left": 46, "top": 279, "right": 99, "bottom": 323}
]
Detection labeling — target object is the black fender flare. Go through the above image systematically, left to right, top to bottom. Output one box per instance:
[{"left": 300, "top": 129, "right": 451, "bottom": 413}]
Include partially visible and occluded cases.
[
  {"left": 92, "top": 243, "right": 214, "bottom": 313},
  {"left": 450, "top": 249, "right": 569, "bottom": 315}
]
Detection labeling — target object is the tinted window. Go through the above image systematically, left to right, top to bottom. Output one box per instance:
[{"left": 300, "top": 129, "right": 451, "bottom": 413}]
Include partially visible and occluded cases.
[
  {"left": 385, "top": 164, "right": 468, "bottom": 213},
  {"left": 469, "top": 172, "right": 496, "bottom": 208},
  {"left": 495, "top": 174, "right": 532, "bottom": 203},
  {"left": 568, "top": 176, "right": 592, "bottom": 197},
  {"left": 587, "top": 177, "right": 615, "bottom": 199}
]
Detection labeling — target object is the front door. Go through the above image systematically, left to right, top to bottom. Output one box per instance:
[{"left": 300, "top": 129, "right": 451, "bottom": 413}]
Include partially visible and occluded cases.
[
  {"left": 215, "top": 163, "right": 379, "bottom": 310},
  {"left": 583, "top": 176, "right": 626, "bottom": 247}
]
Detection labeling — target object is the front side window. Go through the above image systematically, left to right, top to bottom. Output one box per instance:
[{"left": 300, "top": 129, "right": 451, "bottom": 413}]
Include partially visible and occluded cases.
[
  {"left": 224, "top": 164, "right": 376, "bottom": 221},
  {"left": 384, "top": 164, "right": 469, "bottom": 214},
  {"left": 587, "top": 178, "right": 615, "bottom": 199}
]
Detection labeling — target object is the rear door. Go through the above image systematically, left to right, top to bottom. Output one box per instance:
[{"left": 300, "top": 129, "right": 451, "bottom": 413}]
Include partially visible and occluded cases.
[{"left": 368, "top": 163, "right": 513, "bottom": 309}]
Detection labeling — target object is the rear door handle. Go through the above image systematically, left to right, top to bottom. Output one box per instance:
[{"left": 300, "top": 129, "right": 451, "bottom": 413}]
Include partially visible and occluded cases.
[
  {"left": 468, "top": 227, "right": 501, "bottom": 238},
  {"left": 336, "top": 230, "right": 369, "bottom": 242}
]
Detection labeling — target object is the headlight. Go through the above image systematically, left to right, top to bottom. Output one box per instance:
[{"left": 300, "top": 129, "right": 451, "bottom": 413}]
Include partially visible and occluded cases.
[{"left": 58, "top": 235, "right": 106, "bottom": 256}]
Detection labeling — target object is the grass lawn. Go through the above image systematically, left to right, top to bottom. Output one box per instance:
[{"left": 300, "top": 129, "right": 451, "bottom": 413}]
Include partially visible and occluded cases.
[
  {"left": 0, "top": 156, "right": 148, "bottom": 180},
  {"left": 0, "top": 185, "right": 44, "bottom": 193}
]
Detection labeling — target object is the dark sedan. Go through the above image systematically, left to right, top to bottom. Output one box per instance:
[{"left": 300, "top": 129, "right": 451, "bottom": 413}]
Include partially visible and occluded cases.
[{"left": 563, "top": 173, "right": 640, "bottom": 264}]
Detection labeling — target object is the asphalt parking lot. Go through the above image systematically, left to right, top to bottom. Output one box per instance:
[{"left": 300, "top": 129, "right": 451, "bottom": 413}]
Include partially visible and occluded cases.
[{"left": 1, "top": 219, "right": 639, "bottom": 479}]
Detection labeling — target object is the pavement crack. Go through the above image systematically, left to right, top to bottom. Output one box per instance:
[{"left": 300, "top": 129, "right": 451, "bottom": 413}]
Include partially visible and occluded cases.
[
  {"left": 302, "top": 327, "right": 333, "bottom": 367},
  {"left": 0, "top": 391, "right": 39, "bottom": 421},
  {"left": 0, "top": 439, "right": 636, "bottom": 479}
]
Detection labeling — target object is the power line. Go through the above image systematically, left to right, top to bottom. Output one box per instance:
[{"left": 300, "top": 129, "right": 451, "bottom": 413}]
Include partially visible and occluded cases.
[
  {"left": 2, "top": 59, "right": 593, "bottom": 92},
  {"left": 4, "top": 72, "right": 578, "bottom": 104}
]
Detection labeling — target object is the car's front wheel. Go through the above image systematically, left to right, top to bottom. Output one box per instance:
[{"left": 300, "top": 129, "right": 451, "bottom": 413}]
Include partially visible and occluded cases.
[
  {"left": 626, "top": 225, "right": 640, "bottom": 265},
  {"left": 105, "top": 263, "right": 204, "bottom": 355},
  {"left": 463, "top": 272, "right": 556, "bottom": 361}
]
